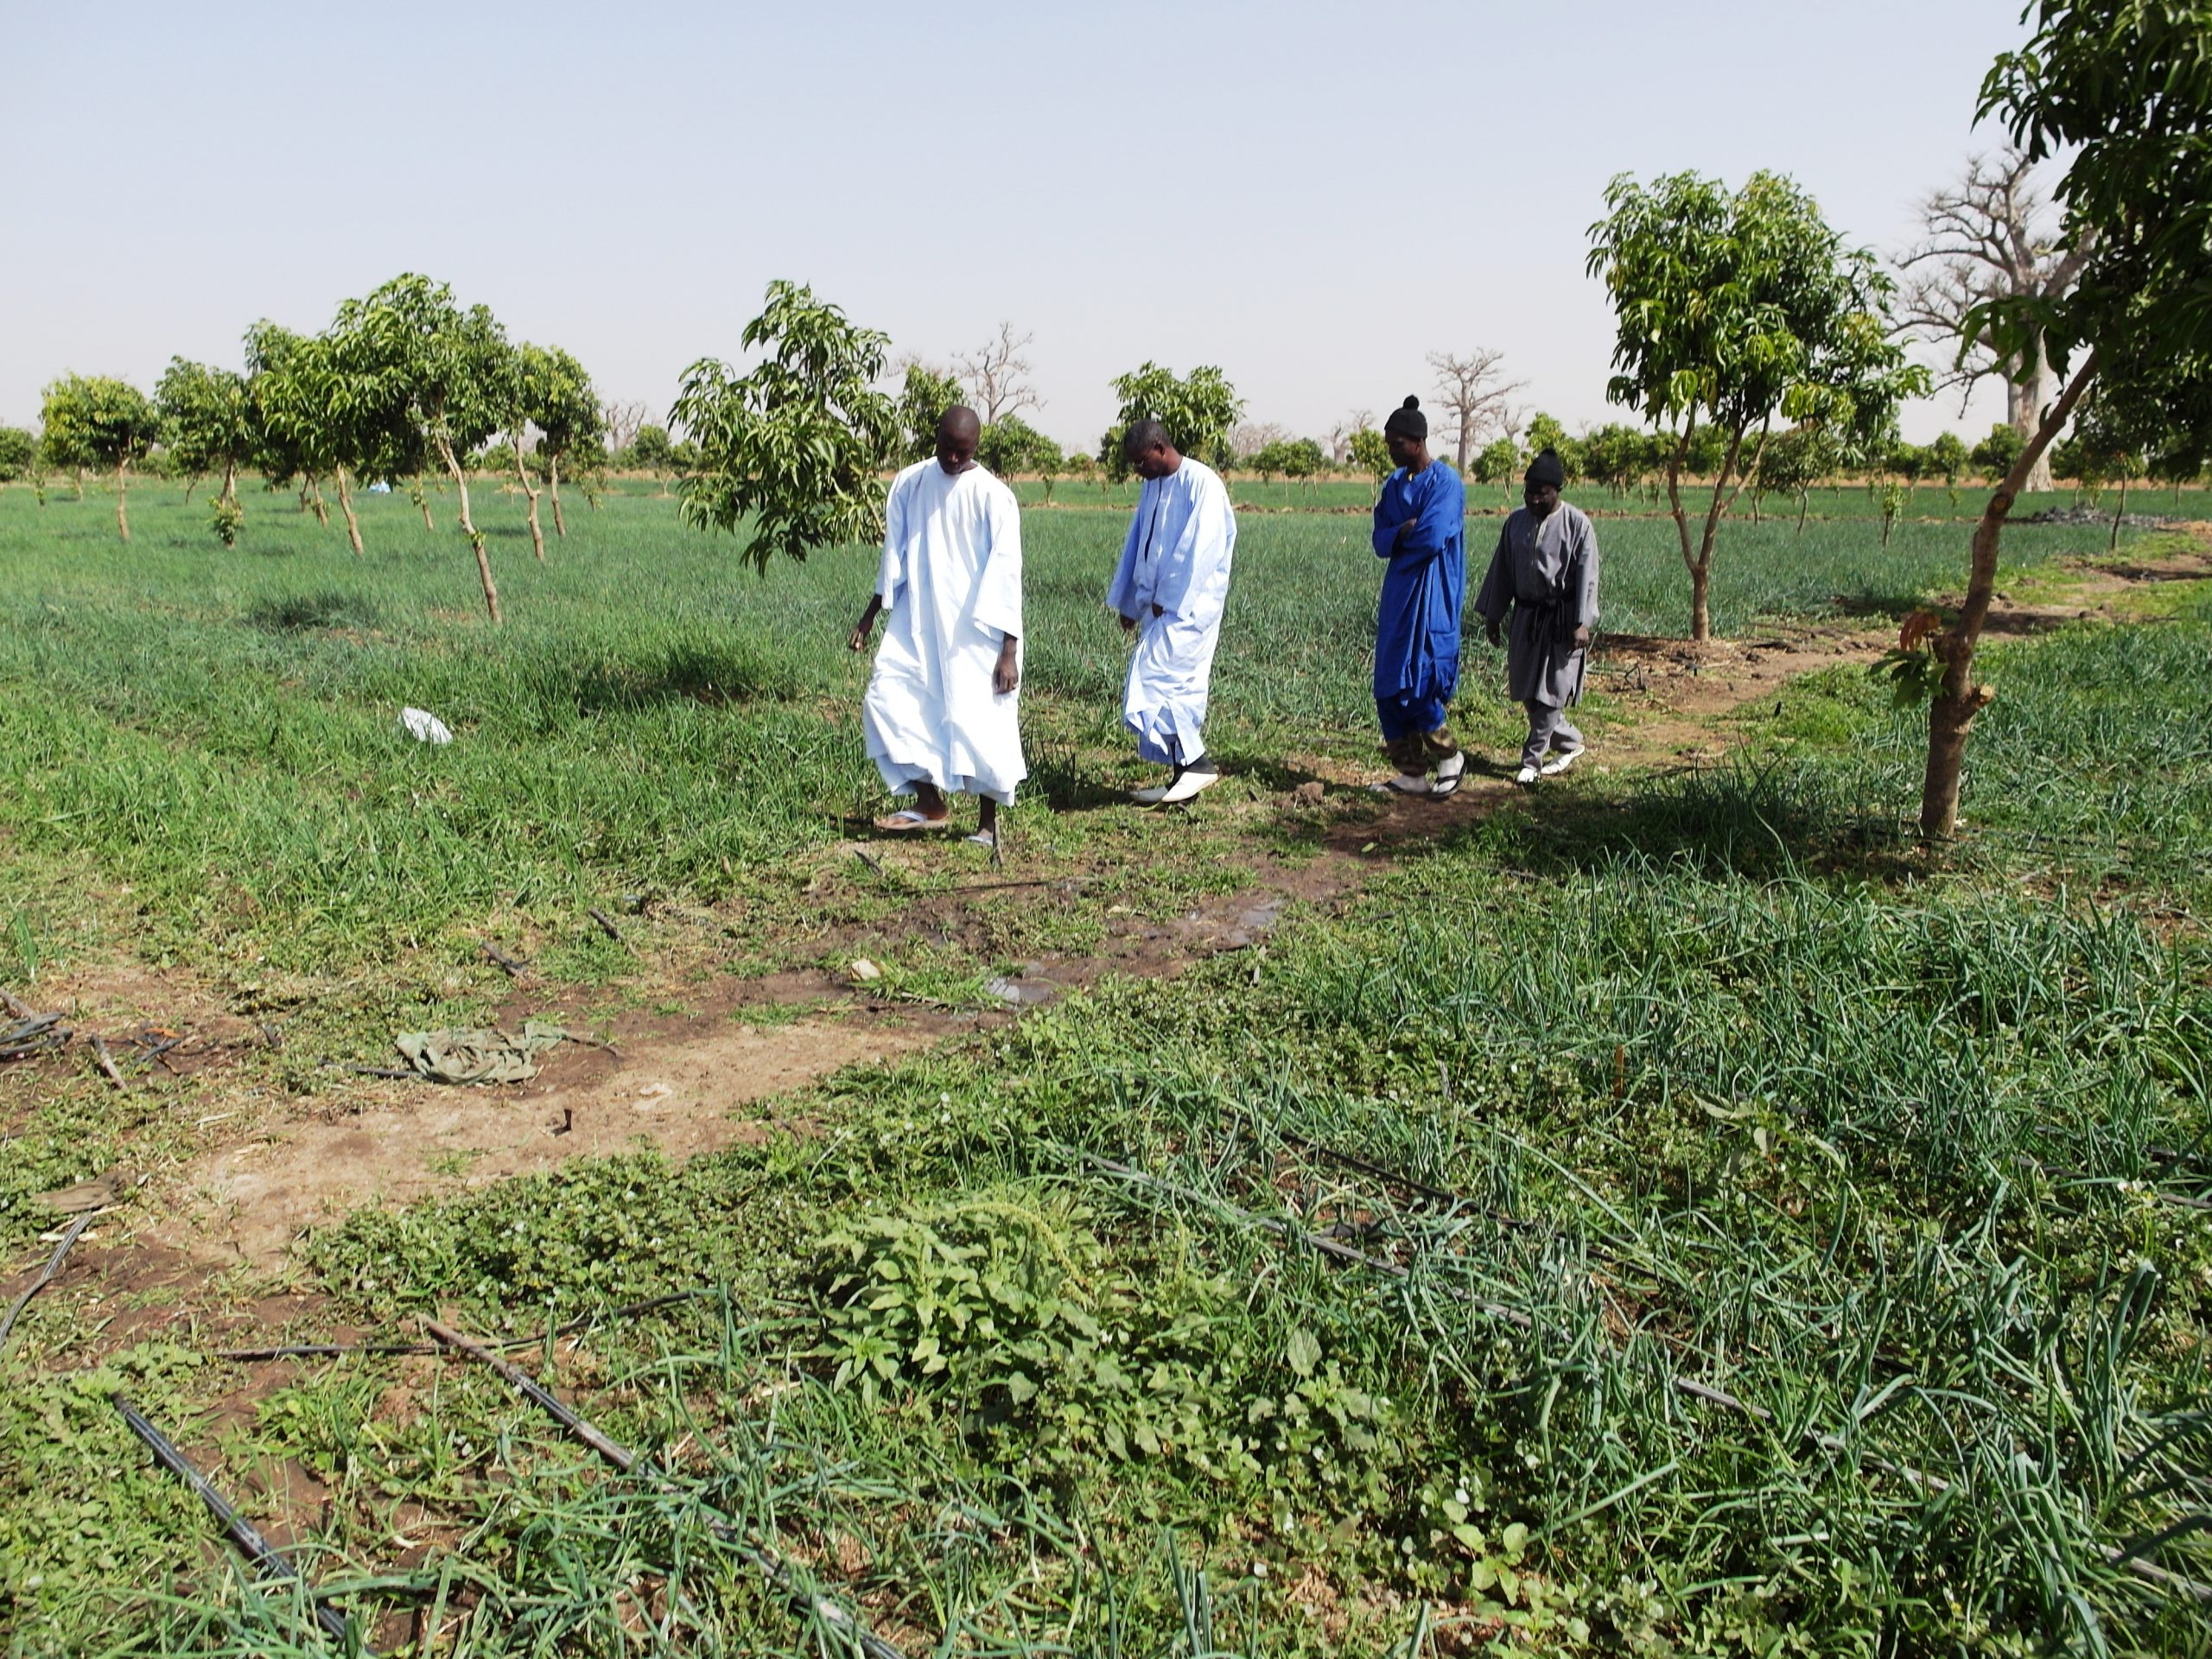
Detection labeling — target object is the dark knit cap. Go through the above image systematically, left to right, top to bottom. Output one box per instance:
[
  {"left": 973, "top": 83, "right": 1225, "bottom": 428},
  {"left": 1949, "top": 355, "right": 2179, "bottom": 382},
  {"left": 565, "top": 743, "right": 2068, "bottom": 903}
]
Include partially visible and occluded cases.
[
  {"left": 1382, "top": 395, "right": 1426, "bottom": 440},
  {"left": 1526, "top": 448, "right": 1566, "bottom": 488}
]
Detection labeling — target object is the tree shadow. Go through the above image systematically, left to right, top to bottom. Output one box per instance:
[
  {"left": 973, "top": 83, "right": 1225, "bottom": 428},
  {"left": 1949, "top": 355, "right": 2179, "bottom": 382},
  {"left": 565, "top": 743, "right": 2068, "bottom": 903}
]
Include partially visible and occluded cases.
[
  {"left": 245, "top": 591, "right": 384, "bottom": 632},
  {"left": 566, "top": 641, "right": 798, "bottom": 715},
  {"left": 1447, "top": 754, "right": 1923, "bottom": 886}
]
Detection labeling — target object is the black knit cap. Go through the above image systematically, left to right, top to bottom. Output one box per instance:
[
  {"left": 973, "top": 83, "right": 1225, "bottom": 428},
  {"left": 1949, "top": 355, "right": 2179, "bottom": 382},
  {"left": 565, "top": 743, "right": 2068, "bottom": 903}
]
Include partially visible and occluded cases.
[
  {"left": 1382, "top": 395, "right": 1426, "bottom": 440},
  {"left": 1526, "top": 447, "right": 1566, "bottom": 488}
]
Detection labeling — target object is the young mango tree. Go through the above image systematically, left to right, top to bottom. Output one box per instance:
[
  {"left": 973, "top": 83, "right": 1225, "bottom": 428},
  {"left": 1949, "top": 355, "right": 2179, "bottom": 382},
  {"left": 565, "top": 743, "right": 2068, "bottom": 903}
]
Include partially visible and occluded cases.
[
  {"left": 1913, "top": 0, "right": 2212, "bottom": 839},
  {"left": 1588, "top": 170, "right": 1927, "bottom": 639},
  {"left": 335, "top": 275, "right": 513, "bottom": 619},
  {"left": 671, "top": 280, "right": 899, "bottom": 572},
  {"left": 244, "top": 322, "right": 338, "bottom": 528},
  {"left": 497, "top": 343, "right": 552, "bottom": 562},
  {"left": 530, "top": 346, "right": 603, "bottom": 536},
  {"left": 154, "top": 358, "right": 256, "bottom": 543},
  {"left": 893, "top": 360, "right": 966, "bottom": 463},
  {"left": 1103, "top": 362, "right": 1243, "bottom": 481},
  {"left": 41, "top": 374, "right": 160, "bottom": 543}
]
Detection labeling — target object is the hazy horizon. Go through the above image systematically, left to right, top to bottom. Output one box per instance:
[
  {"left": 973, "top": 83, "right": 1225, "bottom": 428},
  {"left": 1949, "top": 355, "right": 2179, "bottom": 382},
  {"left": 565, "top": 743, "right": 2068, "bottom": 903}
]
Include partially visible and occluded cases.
[{"left": 3, "top": 1, "right": 2044, "bottom": 451}]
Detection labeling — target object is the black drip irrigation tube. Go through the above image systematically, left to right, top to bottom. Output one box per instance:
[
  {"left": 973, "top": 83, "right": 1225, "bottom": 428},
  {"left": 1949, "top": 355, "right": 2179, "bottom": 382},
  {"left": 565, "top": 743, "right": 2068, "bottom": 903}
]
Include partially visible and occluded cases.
[{"left": 115, "top": 1395, "right": 369, "bottom": 1653}]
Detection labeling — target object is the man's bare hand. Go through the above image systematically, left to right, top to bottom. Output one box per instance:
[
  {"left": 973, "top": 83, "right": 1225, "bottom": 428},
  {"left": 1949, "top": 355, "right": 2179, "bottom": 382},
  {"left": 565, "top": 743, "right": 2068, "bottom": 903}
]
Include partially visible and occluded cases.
[
  {"left": 850, "top": 595, "right": 883, "bottom": 652},
  {"left": 1121, "top": 613, "right": 1138, "bottom": 633},
  {"left": 1486, "top": 621, "right": 1503, "bottom": 648},
  {"left": 848, "top": 623, "right": 870, "bottom": 652},
  {"left": 1573, "top": 625, "right": 1591, "bottom": 648},
  {"left": 994, "top": 639, "right": 1020, "bottom": 695}
]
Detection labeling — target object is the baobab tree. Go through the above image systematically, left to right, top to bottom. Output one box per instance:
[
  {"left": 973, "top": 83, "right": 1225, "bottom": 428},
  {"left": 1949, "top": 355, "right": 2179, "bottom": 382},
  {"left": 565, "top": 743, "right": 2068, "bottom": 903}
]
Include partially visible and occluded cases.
[
  {"left": 1898, "top": 148, "right": 2091, "bottom": 493},
  {"left": 955, "top": 323, "right": 1041, "bottom": 423},
  {"left": 1426, "top": 348, "right": 1526, "bottom": 473}
]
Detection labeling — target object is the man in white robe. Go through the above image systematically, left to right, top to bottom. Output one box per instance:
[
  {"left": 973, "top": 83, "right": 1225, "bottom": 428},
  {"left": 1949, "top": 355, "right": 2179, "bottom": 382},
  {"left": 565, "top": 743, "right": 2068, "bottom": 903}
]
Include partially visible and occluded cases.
[
  {"left": 848, "top": 407, "right": 1024, "bottom": 846},
  {"left": 1105, "top": 419, "right": 1236, "bottom": 805}
]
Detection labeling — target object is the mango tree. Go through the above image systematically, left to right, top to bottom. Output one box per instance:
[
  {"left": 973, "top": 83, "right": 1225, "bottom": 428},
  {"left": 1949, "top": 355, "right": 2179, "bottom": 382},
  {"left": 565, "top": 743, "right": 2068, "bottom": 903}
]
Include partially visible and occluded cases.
[
  {"left": 1912, "top": 0, "right": 2212, "bottom": 839},
  {"left": 1588, "top": 170, "right": 1926, "bottom": 639},
  {"left": 336, "top": 275, "right": 512, "bottom": 620},
  {"left": 671, "top": 280, "right": 899, "bottom": 572},
  {"left": 244, "top": 324, "right": 336, "bottom": 527},
  {"left": 497, "top": 343, "right": 551, "bottom": 562},
  {"left": 530, "top": 346, "right": 602, "bottom": 536},
  {"left": 155, "top": 358, "right": 256, "bottom": 543},
  {"left": 893, "top": 361, "right": 965, "bottom": 462},
  {"left": 1103, "top": 362, "right": 1243, "bottom": 482},
  {"left": 41, "top": 375, "right": 160, "bottom": 543}
]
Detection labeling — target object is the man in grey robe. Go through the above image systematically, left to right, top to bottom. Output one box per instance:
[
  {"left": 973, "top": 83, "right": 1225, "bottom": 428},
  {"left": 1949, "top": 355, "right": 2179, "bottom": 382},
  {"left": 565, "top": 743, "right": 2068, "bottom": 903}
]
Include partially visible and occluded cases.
[{"left": 1473, "top": 448, "right": 1599, "bottom": 784}]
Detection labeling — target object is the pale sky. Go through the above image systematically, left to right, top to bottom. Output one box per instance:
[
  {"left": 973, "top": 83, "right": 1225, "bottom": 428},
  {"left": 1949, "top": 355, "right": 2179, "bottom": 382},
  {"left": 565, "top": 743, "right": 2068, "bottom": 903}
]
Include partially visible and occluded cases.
[{"left": 2, "top": 0, "right": 2031, "bottom": 449}]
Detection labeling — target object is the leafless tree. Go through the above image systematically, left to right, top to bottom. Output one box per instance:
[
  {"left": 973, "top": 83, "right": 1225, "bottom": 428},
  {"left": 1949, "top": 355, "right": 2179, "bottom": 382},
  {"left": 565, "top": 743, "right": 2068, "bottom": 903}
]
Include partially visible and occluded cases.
[
  {"left": 1899, "top": 149, "right": 2093, "bottom": 493},
  {"left": 954, "top": 323, "right": 1042, "bottom": 423},
  {"left": 1425, "top": 349, "right": 1526, "bottom": 473},
  {"left": 600, "top": 399, "right": 649, "bottom": 454},
  {"left": 1330, "top": 410, "right": 1375, "bottom": 464},
  {"left": 1228, "top": 421, "right": 1289, "bottom": 459}
]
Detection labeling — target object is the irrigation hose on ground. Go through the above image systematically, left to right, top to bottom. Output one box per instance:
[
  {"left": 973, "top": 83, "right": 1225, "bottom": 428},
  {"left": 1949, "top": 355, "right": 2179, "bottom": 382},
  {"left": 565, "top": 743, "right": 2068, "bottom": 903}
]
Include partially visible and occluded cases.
[{"left": 114, "top": 1396, "right": 370, "bottom": 1653}]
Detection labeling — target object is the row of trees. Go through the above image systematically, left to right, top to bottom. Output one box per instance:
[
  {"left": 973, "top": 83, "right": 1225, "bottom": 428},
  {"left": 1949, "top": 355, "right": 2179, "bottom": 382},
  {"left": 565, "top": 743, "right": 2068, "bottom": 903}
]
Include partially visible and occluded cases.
[{"left": 17, "top": 276, "right": 606, "bottom": 622}]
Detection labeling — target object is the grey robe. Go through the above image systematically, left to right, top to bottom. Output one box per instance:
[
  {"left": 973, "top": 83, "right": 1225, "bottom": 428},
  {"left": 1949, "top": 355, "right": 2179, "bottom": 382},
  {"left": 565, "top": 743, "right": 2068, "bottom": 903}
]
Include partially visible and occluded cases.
[{"left": 1473, "top": 502, "right": 1600, "bottom": 706}]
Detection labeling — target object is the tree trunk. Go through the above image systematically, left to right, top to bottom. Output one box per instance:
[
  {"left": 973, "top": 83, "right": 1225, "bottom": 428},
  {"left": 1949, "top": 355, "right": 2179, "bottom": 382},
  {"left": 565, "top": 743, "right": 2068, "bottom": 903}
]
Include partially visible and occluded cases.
[
  {"left": 2010, "top": 332, "right": 2056, "bottom": 495},
  {"left": 1921, "top": 352, "right": 2097, "bottom": 840},
  {"left": 1663, "top": 422, "right": 1700, "bottom": 638},
  {"left": 512, "top": 438, "right": 546, "bottom": 562},
  {"left": 442, "top": 441, "right": 499, "bottom": 624},
  {"left": 549, "top": 454, "right": 566, "bottom": 537},
  {"left": 220, "top": 460, "right": 236, "bottom": 508},
  {"left": 114, "top": 461, "right": 130, "bottom": 543},
  {"left": 335, "top": 466, "right": 364, "bottom": 556},
  {"left": 73, "top": 467, "right": 84, "bottom": 501},
  {"left": 182, "top": 474, "right": 200, "bottom": 505},
  {"left": 2111, "top": 475, "right": 2128, "bottom": 550},
  {"left": 415, "top": 476, "right": 435, "bottom": 531},
  {"left": 1796, "top": 491, "right": 1809, "bottom": 535}
]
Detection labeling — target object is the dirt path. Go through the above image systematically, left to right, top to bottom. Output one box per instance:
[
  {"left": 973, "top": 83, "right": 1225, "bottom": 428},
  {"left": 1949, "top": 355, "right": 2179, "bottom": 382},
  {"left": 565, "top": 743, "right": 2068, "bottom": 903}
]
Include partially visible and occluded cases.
[{"left": 17, "top": 540, "right": 2209, "bottom": 1297}]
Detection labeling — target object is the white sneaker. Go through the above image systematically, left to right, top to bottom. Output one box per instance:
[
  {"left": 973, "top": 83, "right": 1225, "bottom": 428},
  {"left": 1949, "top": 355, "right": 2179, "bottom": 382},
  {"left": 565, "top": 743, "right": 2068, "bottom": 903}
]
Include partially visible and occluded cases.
[
  {"left": 1540, "top": 745, "right": 1584, "bottom": 777},
  {"left": 1158, "top": 761, "right": 1223, "bottom": 804},
  {"left": 1514, "top": 764, "right": 1540, "bottom": 785}
]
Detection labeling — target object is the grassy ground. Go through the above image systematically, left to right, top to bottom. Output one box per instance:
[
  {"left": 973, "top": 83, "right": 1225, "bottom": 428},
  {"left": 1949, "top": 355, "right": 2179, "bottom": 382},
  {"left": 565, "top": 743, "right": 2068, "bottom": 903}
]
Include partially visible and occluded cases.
[{"left": 1, "top": 481, "right": 2206, "bottom": 1656}]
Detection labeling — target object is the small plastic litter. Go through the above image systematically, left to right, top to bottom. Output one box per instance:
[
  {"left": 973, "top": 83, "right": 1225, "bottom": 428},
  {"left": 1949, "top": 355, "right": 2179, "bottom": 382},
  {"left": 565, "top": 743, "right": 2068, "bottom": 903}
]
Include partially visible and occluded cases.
[
  {"left": 401, "top": 708, "right": 454, "bottom": 745},
  {"left": 391, "top": 1021, "right": 571, "bottom": 1084}
]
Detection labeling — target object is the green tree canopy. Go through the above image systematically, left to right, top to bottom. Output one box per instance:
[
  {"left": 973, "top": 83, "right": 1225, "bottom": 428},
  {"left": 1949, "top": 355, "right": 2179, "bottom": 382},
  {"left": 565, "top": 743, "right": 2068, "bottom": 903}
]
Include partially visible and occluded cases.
[
  {"left": 1588, "top": 168, "right": 1926, "bottom": 638},
  {"left": 671, "top": 280, "right": 899, "bottom": 572},
  {"left": 529, "top": 345, "right": 604, "bottom": 534},
  {"left": 156, "top": 357, "right": 257, "bottom": 543},
  {"left": 894, "top": 362, "right": 965, "bottom": 463},
  {"left": 1103, "top": 363, "right": 1243, "bottom": 481},
  {"left": 41, "top": 373, "right": 160, "bottom": 543},
  {"left": 978, "top": 413, "right": 1060, "bottom": 480},
  {"left": 1969, "top": 422, "right": 2026, "bottom": 482},
  {"left": 0, "top": 427, "right": 35, "bottom": 483},
  {"left": 1927, "top": 430, "right": 1968, "bottom": 486}
]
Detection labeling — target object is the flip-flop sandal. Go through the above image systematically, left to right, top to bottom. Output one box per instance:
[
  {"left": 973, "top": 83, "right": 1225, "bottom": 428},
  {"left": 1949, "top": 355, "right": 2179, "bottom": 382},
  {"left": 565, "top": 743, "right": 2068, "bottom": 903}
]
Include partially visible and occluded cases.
[
  {"left": 1429, "top": 772, "right": 1463, "bottom": 798},
  {"left": 1371, "top": 774, "right": 1434, "bottom": 797},
  {"left": 875, "top": 808, "right": 950, "bottom": 833},
  {"left": 963, "top": 831, "right": 997, "bottom": 849}
]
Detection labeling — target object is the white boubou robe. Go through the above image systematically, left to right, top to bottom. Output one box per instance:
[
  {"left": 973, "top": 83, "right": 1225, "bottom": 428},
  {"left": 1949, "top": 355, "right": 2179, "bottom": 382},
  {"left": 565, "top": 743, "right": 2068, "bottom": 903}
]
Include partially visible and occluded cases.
[
  {"left": 1104, "top": 457, "right": 1237, "bottom": 766},
  {"left": 862, "top": 460, "right": 1027, "bottom": 804}
]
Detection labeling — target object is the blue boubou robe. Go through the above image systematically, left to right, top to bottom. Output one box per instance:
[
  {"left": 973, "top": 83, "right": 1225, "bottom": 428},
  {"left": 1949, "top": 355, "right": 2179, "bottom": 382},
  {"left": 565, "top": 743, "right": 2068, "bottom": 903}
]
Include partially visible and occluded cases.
[{"left": 1370, "top": 460, "right": 1466, "bottom": 740}]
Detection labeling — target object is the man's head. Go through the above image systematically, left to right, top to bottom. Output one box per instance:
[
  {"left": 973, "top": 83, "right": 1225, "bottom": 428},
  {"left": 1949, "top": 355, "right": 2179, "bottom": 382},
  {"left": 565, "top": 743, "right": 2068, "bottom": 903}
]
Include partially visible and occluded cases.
[
  {"left": 1383, "top": 395, "right": 1428, "bottom": 470},
  {"left": 935, "top": 406, "right": 982, "bottom": 474},
  {"left": 1122, "top": 418, "right": 1181, "bottom": 480},
  {"left": 1524, "top": 447, "right": 1565, "bottom": 517}
]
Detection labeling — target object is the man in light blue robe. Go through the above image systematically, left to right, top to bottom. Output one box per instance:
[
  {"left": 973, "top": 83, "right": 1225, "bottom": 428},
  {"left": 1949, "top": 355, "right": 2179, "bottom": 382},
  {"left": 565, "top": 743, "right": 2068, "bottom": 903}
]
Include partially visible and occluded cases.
[
  {"left": 1370, "top": 396, "right": 1467, "bottom": 797},
  {"left": 1105, "top": 419, "right": 1236, "bottom": 805},
  {"left": 1474, "top": 448, "right": 1599, "bottom": 785}
]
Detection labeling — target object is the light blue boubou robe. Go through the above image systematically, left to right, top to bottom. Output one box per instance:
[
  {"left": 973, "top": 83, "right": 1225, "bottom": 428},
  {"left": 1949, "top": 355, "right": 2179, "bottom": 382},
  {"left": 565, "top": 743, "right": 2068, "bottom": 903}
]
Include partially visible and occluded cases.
[
  {"left": 1104, "top": 457, "right": 1236, "bottom": 766},
  {"left": 862, "top": 459, "right": 1027, "bottom": 804},
  {"left": 1370, "top": 460, "right": 1466, "bottom": 734}
]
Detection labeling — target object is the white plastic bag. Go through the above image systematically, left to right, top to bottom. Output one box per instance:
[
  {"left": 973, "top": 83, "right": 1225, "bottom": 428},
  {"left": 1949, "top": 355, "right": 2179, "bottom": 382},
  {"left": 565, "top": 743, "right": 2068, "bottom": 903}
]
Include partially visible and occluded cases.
[{"left": 400, "top": 708, "right": 453, "bottom": 745}]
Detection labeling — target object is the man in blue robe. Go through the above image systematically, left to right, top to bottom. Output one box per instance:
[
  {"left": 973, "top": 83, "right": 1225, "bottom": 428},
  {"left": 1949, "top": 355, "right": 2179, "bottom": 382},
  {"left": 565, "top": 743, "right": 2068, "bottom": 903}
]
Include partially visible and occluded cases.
[
  {"left": 1369, "top": 396, "right": 1467, "bottom": 797},
  {"left": 1105, "top": 419, "right": 1237, "bottom": 805}
]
